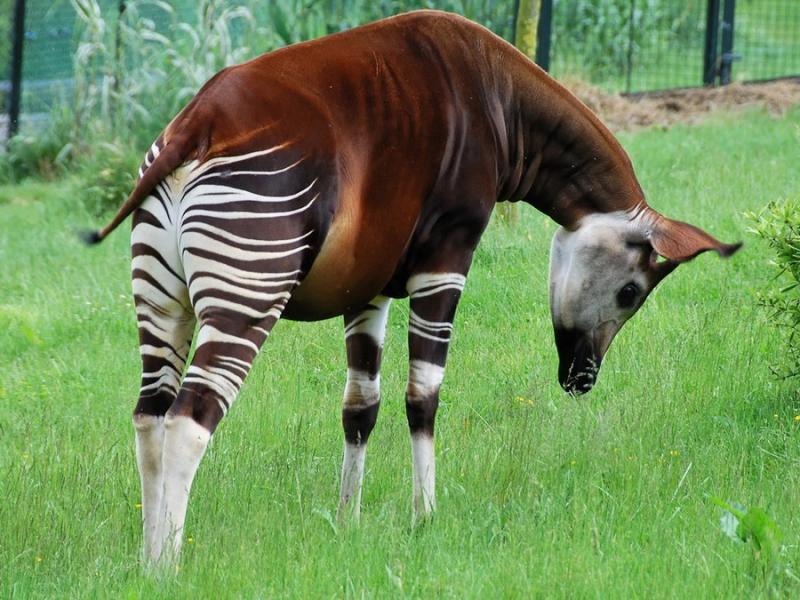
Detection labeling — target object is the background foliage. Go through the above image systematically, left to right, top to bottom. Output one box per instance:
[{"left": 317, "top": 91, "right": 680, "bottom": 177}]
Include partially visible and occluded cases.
[{"left": 748, "top": 198, "right": 800, "bottom": 380}]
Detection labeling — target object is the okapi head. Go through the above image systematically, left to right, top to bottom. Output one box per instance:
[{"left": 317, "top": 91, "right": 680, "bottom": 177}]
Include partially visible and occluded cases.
[{"left": 548, "top": 207, "right": 741, "bottom": 394}]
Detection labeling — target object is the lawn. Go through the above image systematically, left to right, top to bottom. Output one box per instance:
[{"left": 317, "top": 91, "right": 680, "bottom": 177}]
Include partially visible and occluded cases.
[{"left": 2, "top": 107, "right": 800, "bottom": 598}]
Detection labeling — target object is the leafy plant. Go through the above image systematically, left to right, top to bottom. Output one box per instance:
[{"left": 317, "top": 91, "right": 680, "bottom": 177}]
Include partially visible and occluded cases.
[
  {"left": 0, "top": 106, "right": 74, "bottom": 183},
  {"left": 78, "top": 139, "right": 142, "bottom": 216},
  {"left": 746, "top": 199, "right": 800, "bottom": 379},
  {"left": 711, "top": 497, "right": 783, "bottom": 567}
]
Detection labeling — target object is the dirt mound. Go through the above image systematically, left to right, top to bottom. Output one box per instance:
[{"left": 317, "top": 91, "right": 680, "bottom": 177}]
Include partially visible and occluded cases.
[{"left": 563, "top": 77, "right": 800, "bottom": 132}]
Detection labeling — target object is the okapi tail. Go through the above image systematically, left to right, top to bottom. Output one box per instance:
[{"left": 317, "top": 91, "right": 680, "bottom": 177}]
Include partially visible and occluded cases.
[{"left": 79, "top": 133, "right": 194, "bottom": 245}]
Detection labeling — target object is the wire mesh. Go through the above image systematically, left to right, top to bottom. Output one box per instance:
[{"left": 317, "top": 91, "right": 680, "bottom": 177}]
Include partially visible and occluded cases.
[
  {"left": 549, "top": 0, "right": 709, "bottom": 93},
  {"left": 733, "top": 1, "right": 800, "bottom": 83}
]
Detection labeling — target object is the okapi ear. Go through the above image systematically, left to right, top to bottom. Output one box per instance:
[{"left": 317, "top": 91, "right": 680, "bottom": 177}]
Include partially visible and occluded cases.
[{"left": 649, "top": 216, "right": 742, "bottom": 263}]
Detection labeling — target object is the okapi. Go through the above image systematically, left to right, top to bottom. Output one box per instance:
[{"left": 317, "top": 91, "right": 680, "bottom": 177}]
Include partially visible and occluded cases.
[{"left": 83, "top": 10, "right": 741, "bottom": 565}]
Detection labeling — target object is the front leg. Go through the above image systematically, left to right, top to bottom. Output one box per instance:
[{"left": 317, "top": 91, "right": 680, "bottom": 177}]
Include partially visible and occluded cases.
[
  {"left": 406, "top": 271, "right": 467, "bottom": 519},
  {"left": 338, "top": 296, "right": 392, "bottom": 520}
]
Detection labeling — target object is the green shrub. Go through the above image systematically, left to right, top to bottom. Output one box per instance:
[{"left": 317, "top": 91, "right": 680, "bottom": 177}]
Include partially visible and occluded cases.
[
  {"left": 0, "top": 107, "right": 73, "bottom": 183},
  {"left": 76, "top": 140, "right": 141, "bottom": 217},
  {"left": 747, "top": 198, "right": 800, "bottom": 379}
]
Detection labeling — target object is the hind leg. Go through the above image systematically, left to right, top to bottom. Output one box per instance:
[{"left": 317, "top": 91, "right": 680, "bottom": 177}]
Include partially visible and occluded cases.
[
  {"left": 131, "top": 219, "right": 196, "bottom": 563},
  {"left": 133, "top": 301, "right": 195, "bottom": 563},
  {"left": 153, "top": 307, "right": 285, "bottom": 564}
]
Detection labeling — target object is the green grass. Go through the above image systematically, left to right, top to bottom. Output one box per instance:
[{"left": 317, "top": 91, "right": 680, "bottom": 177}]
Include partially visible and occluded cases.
[{"left": 2, "top": 108, "right": 800, "bottom": 598}]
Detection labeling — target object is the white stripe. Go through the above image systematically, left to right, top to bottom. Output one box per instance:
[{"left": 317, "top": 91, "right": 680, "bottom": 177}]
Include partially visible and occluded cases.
[
  {"left": 184, "top": 144, "right": 290, "bottom": 180},
  {"left": 188, "top": 158, "right": 303, "bottom": 186},
  {"left": 181, "top": 178, "right": 317, "bottom": 207},
  {"left": 182, "top": 194, "right": 318, "bottom": 220},
  {"left": 179, "top": 221, "right": 314, "bottom": 247},
  {"left": 181, "top": 233, "right": 310, "bottom": 262},
  {"left": 182, "top": 253, "right": 302, "bottom": 284},
  {"left": 407, "top": 272, "right": 466, "bottom": 297},
  {"left": 193, "top": 294, "right": 291, "bottom": 321},
  {"left": 344, "top": 296, "right": 392, "bottom": 342},
  {"left": 409, "top": 311, "right": 453, "bottom": 333},
  {"left": 195, "top": 325, "right": 259, "bottom": 353},
  {"left": 408, "top": 325, "right": 450, "bottom": 343},
  {"left": 139, "top": 345, "right": 186, "bottom": 370},
  {"left": 407, "top": 360, "right": 445, "bottom": 399},
  {"left": 343, "top": 369, "right": 380, "bottom": 407},
  {"left": 339, "top": 441, "right": 367, "bottom": 520}
]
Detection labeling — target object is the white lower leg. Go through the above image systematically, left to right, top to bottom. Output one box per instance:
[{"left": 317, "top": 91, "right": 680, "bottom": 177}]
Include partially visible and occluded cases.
[
  {"left": 337, "top": 367, "right": 381, "bottom": 520},
  {"left": 133, "top": 414, "right": 165, "bottom": 562},
  {"left": 156, "top": 414, "right": 210, "bottom": 564},
  {"left": 411, "top": 433, "right": 436, "bottom": 517},
  {"left": 338, "top": 441, "right": 367, "bottom": 518}
]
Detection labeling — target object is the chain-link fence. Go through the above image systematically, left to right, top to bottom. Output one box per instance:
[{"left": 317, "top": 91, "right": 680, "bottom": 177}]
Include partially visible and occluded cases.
[
  {"left": 2, "top": 0, "right": 799, "bottom": 136},
  {"left": 544, "top": 0, "right": 800, "bottom": 92},
  {"left": 549, "top": 1, "right": 709, "bottom": 91},
  {"left": 734, "top": 1, "right": 800, "bottom": 83}
]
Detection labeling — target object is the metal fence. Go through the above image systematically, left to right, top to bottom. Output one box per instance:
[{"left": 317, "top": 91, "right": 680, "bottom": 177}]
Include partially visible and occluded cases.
[
  {"left": 3, "top": 0, "right": 799, "bottom": 137},
  {"left": 538, "top": 0, "right": 800, "bottom": 92}
]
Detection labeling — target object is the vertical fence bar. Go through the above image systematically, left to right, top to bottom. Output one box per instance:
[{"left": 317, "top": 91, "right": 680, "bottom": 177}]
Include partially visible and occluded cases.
[
  {"left": 7, "top": 0, "right": 26, "bottom": 142},
  {"left": 535, "top": 0, "right": 552, "bottom": 71},
  {"left": 625, "top": 0, "right": 636, "bottom": 93},
  {"left": 703, "top": 0, "right": 721, "bottom": 85},
  {"left": 719, "top": 0, "right": 736, "bottom": 85}
]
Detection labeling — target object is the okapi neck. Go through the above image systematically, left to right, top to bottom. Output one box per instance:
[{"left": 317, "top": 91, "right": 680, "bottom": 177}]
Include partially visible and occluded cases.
[{"left": 495, "top": 54, "right": 646, "bottom": 229}]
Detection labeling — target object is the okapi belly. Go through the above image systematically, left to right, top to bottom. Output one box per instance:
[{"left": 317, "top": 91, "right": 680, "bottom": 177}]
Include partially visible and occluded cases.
[
  {"left": 285, "top": 189, "right": 422, "bottom": 320},
  {"left": 284, "top": 222, "right": 405, "bottom": 321}
]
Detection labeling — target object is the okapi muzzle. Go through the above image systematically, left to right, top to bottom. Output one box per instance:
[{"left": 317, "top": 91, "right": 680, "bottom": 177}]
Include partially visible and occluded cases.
[{"left": 554, "top": 326, "right": 602, "bottom": 394}]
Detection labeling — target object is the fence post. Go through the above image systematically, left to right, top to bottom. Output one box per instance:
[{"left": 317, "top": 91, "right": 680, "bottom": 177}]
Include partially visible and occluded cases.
[
  {"left": 7, "top": 0, "right": 26, "bottom": 142},
  {"left": 535, "top": 0, "right": 552, "bottom": 71},
  {"left": 703, "top": 0, "right": 721, "bottom": 85},
  {"left": 719, "top": 0, "right": 736, "bottom": 85}
]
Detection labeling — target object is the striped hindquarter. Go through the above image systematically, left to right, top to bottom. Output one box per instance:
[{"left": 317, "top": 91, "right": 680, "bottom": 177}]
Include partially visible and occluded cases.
[{"left": 131, "top": 142, "right": 318, "bottom": 563}]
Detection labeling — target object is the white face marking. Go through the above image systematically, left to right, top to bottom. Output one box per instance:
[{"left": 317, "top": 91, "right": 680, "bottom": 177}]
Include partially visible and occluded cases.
[
  {"left": 548, "top": 211, "right": 667, "bottom": 392},
  {"left": 549, "top": 211, "right": 655, "bottom": 336}
]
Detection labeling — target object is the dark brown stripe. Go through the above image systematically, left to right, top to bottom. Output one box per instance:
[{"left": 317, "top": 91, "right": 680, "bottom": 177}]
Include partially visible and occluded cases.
[{"left": 342, "top": 403, "right": 380, "bottom": 445}]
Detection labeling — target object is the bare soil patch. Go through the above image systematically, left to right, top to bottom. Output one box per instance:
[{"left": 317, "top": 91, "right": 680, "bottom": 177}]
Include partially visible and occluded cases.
[{"left": 564, "top": 78, "right": 800, "bottom": 132}]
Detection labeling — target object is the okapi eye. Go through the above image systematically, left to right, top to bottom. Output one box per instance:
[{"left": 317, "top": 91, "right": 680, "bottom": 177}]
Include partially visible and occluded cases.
[{"left": 617, "top": 282, "right": 639, "bottom": 309}]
